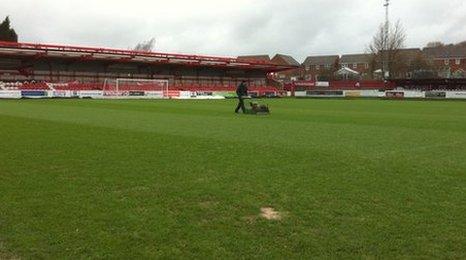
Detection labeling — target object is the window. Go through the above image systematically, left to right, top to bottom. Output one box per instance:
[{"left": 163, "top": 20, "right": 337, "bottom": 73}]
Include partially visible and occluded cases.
[
  {"left": 444, "top": 59, "right": 450, "bottom": 66},
  {"left": 456, "top": 59, "right": 461, "bottom": 65},
  {"left": 342, "top": 63, "right": 348, "bottom": 68},
  {"left": 353, "top": 63, "right": 358, "bottom": 69},
  {"left": 365, "top": 63, "right": 369, "bottom": 69},
  {"left": 325, "top": 64, "right": 331, "bottom": 69},
  {"left": 316, "top": 65, "right": 320, "bottom": 71},
  {"left": 305, "top": 66, "right": 310, "bottom": 71}
]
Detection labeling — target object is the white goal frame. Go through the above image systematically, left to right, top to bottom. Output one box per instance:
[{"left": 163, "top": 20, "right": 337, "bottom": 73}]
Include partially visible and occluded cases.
[{"left": 102, "top": 78, "right": 169, "bottom": 98}]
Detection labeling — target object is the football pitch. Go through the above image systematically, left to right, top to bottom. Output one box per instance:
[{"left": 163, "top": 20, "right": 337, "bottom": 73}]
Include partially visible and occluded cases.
[{"left": 0, "top": 98, "right": 465, "bottom": 258}]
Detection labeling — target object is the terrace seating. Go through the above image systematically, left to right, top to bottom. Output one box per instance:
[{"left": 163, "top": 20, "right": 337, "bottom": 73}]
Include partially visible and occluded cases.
[
  {"left": 1, "top": 82, "right": 22, "bottom": 90},
  {"left": 16, "top": 82, "right": 51, "bottom": 90},
  {"left": 53, "top": 82, "right": 103, "bottom": 91},
  {"left": 116, "top": 84, "right": 161, "bottom": 91}
]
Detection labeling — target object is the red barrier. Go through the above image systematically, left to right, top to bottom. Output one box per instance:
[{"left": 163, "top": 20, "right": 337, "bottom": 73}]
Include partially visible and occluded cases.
[{"left": 291, "top": 80, "right": 394, "bottom": 90}]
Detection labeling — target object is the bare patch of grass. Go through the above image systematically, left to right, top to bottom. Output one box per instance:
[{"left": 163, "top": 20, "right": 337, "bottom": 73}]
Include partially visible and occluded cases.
[{"left": 260, "top": 207, "right": 282, "bottom": 220}]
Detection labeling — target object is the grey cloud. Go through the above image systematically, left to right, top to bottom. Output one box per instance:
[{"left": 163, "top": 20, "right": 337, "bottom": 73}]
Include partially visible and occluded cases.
[{"left": 1, "top": 0, "right": 465, "bottom": 63}]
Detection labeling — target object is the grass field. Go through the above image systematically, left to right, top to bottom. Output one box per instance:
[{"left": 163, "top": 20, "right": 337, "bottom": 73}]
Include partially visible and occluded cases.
[{"left": 0, "top": 98, "right": 465, "bottom": 258}]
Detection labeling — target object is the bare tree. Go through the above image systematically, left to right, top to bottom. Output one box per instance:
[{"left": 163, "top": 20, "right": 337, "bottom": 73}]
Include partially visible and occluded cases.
[
  {"left": 368, "top": 20, "right": 406, "bottom": 79},
  {"left": 134, "top": 38, "right": 156, "bottom": 52}
]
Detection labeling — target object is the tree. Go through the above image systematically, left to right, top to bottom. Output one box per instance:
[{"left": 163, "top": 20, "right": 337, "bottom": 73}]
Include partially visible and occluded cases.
[
  {"left": 0, "top": 16, "right": 18, "bottom": 42},
  {"left": 368, "top": 20, "right": 406, "bottom": 79},
  {"left": 134, "top": 38, "right": 156, "bottom": 52},
  {"left": 426, "top": 41, "right": 444, "bottom": 48},
  {"left": 409, "top": 52, "right": 439, "bottom": 79},
  {"left": 316, "top": 59, "right": 340, "bottom": 81},
  {"left": 316, "top": 67, "right": 335, "bottom": 81}
]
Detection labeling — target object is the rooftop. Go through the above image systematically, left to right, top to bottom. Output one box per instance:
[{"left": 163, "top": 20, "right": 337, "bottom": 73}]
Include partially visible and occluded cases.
[
  {"left": 423, "top": 44, "right": 466, "bottom": 59},
  {"left": 272, "top": 54, "right": 301, "bottom": 66},
  {"left": 340, "top": 54, "right": 372, "bottom": 64},
  {"left": 237, "top": 55, "right": 271, "bottom": 62},
  {"left": 302, "top": 55, "right": 339, "bottom": 66}
]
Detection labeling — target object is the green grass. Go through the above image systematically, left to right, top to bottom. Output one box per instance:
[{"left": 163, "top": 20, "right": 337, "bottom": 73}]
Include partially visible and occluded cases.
[{"left": 0, "top": 98, "right": 465, "bottom": 258}]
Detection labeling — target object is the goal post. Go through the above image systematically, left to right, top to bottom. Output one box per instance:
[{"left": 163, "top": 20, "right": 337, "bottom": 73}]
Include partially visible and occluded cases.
[{"left": 102, "top": 78, "right": 169, "bottom": 98}]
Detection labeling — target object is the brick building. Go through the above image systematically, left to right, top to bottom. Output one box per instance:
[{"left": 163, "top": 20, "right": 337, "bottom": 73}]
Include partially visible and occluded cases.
[
  {"left": 241, "top": 42, "right": 466, "bottom": 84},
  {"left": 423, "top": 44, "right": 466, "bottom": 78},
  {"left": 270, "top": 54, "right": 301, "bottom": 81},
  {"left": 340, "top": 54, "right": 372, "bottom": 78},
  {"left": 302, "top": 55, "right": 339, "bottom": 80}
]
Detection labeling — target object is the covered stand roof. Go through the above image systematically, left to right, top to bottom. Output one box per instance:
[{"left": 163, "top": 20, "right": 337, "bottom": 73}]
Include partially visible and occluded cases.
[{"left": 0, "top": 41, "right": 297, "bottom": 72}]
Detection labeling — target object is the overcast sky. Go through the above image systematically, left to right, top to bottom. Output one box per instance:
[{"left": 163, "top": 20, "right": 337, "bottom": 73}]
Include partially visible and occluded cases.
[{"left": 1, "top": 0, "right": 465, "bottom": 62}]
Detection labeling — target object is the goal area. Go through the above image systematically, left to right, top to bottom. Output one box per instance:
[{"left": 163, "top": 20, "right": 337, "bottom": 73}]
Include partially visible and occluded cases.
[{"left": 102, "top": 78, "right": 169, "bottom": 98}]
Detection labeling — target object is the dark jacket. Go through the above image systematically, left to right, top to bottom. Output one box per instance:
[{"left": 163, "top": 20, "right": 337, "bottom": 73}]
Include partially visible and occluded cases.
[{"left": 236, "top": 82, "right": 248, "bottom": 97}]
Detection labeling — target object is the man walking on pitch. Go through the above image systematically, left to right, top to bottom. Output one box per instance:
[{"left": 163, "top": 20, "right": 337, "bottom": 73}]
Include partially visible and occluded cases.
[{"left": 235, "top": 80, "right": 248, "bottom": 114}]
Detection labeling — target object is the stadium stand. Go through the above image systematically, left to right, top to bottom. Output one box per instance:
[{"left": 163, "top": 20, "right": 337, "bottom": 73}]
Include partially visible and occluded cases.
[
  {"left": 0, "top": 41, "right": 297, "bottom": 96},
  {"left": 0, "top": 81, "right": 51, "bottom": 90},
  {"left": 20, "top": 82, "right": 50, "bottom": 90},
  {"left": 52, "top": 82, "right": 102, "bottom": 91}
]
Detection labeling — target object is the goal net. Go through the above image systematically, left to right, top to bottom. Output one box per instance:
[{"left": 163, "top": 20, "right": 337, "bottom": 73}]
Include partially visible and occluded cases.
[{"left": 102, "top": 78, "right": 169, "bottom": 98}]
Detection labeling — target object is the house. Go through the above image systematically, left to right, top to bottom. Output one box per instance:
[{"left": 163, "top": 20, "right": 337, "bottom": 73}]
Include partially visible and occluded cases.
[
  {"left": 423, "top": 44, "right": 466, "bottom": 78},
  {"left": 271, "top": 54, "right": 301, "bottom": 81},
  {"left": 271, "top": 54, "right": 301, "bottom": 67},
  {"left": 340, "top": 54, "right": 372, "bottom": 78},
  {"left": 302, "top": 55, "right": 339, "bottom": 81}
]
